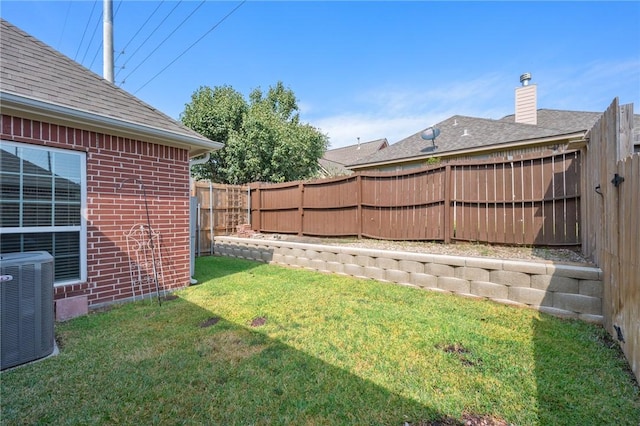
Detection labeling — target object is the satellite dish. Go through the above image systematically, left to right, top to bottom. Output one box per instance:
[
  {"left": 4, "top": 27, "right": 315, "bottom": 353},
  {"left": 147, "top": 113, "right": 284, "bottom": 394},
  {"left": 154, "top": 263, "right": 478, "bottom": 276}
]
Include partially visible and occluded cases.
[{"left": 421, "top": 127, "right": 440, "bottom": 147}]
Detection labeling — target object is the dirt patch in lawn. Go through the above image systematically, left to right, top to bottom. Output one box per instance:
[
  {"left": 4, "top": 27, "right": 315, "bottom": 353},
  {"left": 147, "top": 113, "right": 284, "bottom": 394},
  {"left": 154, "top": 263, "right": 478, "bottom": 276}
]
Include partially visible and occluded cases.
[
  {"left": 250, "top": 316, "right": 267, "bottom": 327},
  {"left": 199, "top": 317, "right": 220, "bottom": 328},
  {"left": 407, "top": 413, "right": 510, "bottom": 425}
]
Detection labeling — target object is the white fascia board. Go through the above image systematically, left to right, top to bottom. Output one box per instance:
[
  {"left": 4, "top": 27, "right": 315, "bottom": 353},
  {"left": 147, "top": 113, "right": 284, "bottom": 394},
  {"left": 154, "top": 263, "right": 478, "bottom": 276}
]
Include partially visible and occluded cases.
[{"left": 1, "top": 91, "right": 223, "bottom": 157}]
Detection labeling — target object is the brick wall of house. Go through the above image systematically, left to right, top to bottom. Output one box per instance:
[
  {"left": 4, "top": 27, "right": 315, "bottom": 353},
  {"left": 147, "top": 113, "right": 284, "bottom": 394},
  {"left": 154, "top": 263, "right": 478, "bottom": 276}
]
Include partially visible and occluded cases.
[{"left": 1, "top": 114, "right": 192, "bottom": 308}]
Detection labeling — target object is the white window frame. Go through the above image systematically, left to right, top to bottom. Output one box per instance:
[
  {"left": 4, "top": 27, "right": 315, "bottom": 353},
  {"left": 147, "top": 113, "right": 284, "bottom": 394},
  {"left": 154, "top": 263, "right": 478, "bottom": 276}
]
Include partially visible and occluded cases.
[{"left": 0, "top": 140, "right": 87, "bottom": 286}]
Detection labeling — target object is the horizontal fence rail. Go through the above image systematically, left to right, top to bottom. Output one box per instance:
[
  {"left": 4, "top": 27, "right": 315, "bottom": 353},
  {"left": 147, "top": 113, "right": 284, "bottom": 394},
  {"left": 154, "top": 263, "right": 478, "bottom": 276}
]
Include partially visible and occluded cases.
[{"left": 249, "top": 151, "right": 581, "bottom": 246}]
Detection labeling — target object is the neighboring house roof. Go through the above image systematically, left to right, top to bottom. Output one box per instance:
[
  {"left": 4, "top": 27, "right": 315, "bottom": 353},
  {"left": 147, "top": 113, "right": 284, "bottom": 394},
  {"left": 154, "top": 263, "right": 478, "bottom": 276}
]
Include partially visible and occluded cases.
[
  {"left": 0, "top": 19, "right": 222, "bottom": 157},
  {"left": 349, "top": 109, "right": 606, "bottom": 170},
  {"left": 320, "top": 138, "right": 388, "bottom": 175}
]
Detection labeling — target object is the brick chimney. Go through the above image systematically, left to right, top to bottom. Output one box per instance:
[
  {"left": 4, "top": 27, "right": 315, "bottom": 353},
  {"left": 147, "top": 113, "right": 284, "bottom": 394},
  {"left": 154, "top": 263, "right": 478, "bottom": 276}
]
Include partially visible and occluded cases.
[{"left": 515, "top": 73, "right": 537, "bottom": 125}]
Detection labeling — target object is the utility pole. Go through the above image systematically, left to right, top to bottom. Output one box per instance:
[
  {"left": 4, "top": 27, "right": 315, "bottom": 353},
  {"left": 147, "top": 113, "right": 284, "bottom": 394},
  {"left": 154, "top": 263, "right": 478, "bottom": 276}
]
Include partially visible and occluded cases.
[{"left": 103, "top": 0, "right": 114, "bottom": 83}]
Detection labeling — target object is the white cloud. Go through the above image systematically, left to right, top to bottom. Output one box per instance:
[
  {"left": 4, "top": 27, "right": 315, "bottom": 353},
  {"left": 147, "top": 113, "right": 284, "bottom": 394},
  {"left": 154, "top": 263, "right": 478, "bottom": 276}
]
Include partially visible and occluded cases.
[
  {"left": 307, "top": 62, "right": 640, "bottom": 150},
  {"left": 311, "top": 72, "right": 515, "bottom": 149}
]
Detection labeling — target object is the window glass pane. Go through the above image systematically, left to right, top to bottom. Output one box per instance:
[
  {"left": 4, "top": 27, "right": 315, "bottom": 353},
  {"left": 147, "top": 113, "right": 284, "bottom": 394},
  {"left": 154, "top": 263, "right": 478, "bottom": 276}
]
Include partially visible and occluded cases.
[
  {"left": 1, "top": 141, "right": 84, "bottom": 284},
  {"left": 0, "top": 144, "right": 20, "bottom": 173},
  {"left": 22, "top": 148, "right": 52, "bottom": 176},
  {"left": 54, "top": 152, "right": 81, "bottom": 183},
  {"left": 0, "top": 172, "right": 20, "bottom": 199},
  {"left": 23, "top": 174, "right": 53, "bottom": 200},
  {"left": 55, "top": 176, "right": 81, "bottom": 202},
  {"left": 1, "top": 202, "right": 19, "bottom": 227},
  {"left": 23, "top": 203, "right": 52, "bottom": 226},
  {"left": 54, "top": 203, "right": 81, "bottom": 226},
  {"left": 0, "top": 232, "right": 80, "bottom": 282},
  {"left": 23, "top": 232, "right": 53, "bottom": 253},
  {"left": 53, "top": 232, "right": 80, "bottom": 281},
  {"left": 0, "top": 233, "right": 21, "bottom": 253}
]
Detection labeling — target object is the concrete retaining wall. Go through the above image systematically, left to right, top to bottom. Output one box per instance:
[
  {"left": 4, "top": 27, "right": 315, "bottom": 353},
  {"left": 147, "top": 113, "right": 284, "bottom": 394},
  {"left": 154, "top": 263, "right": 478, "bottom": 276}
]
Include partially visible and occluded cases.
[{"left": 213, "top": 237, "right": 603, "bottom": 323}]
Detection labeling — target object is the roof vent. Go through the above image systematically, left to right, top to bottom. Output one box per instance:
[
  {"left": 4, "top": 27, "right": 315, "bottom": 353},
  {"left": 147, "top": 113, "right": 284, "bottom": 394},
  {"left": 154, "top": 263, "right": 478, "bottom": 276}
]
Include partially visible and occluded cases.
[{"left": 520, "top": 72, "right": 532, "bottom": 86}]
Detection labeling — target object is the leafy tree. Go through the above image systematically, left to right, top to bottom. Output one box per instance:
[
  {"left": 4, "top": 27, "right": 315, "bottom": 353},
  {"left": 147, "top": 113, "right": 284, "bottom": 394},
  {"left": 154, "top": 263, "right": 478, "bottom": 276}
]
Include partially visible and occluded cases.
[
  {"left": 181, "top": 82, "right": 328, "bottom": 184},
  {"left": 180, "top": 85, "right": 247, "bottom": 181}
]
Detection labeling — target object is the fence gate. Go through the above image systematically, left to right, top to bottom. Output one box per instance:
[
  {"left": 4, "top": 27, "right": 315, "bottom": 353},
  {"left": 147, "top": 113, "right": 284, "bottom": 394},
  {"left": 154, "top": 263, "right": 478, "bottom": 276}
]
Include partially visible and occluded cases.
[
  {"left": 582, "top": 98, "right": 638, "bottom": 382},
  {"left": 190, "top": 181, "right": 250, "bottom": 255}
]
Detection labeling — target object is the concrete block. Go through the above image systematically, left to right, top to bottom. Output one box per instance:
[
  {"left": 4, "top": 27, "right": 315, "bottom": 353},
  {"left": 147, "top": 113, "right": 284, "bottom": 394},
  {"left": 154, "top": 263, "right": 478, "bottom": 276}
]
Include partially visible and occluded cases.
[
  {"left": 290, "top": 248, "right": 305, "bottom": 258},
  {"left": 304, "top": 249, "right": 320, "bottom": 260},
  {"left": 249, "top": 250, "right": 262, "bottom": 261},
  {"left": 260, "top": 250, "right": 273, "bottom": 262},
  {"left": 319, "top": 251, "right": 338, "bottom": 262},
  {"left": 271, "top": 253, "right": 286, "bottom": 264},
  {"left": 337, "top": 253, "right": 355, "bottom": 265},
  {"left": 430, "top": 254, "right": 466, "bottom": 266},
  {"left": 283, "top": 255, "right": 297, "bottom": 265},
  {"left": 354, "top": 255, "right": 376, "bottom": 267},
  {"left": 297, "top": 257, "right": 313, "bottom": 268},
  {"left": 376, "top": 257, "right": 399, "bottom": 270},
  {"left": 464, "top": 257, "right": 503, "bottom": 270},
  {"left": 309, "top": 259, "right": 327, "bottom": 271},
  {"left": 398, "top": 260, "right": 424, "bottom": 273},
  {"left": 503, "top": 260, "right": 547, "bottom": 275},
  {"left": 325, "top": 261, "right": 344, "bottom": 274},
  {"left": 343, "top": 263, "right": 365, "bottom": 278},
  {"left": 425, "top": 263, "right": 455, "bottom": 277},
  {"left": 546, "top": 264, "right": 601, "bottom": 280},
  {"left": 364, "top": 266, "right": 386, "bottom": 281},
  {"left": 455, "top": 266, "right": 490, "bottom": 282},
  {"left": 386, "top": 269, "right": 411, "bottom": 284},
  {"left": 490, "top": 270, "right": 531, "bottom": 287},
  {"left": 411, "top": 273, "right": 438, "bottom": 289},
  {"left": 530, "top": 275, "right": 579, "bottom": 293},
  {"left": 438, "top": 276, "right": 470, "bottom": 293},
  {"left": 579, "top": 280, "right": 603, "bottom": 298},
  {"left": 470, "top": 281, "right": 508, "bottom": 299},
  {"left": 508, "top": 287, "right": 549, "bottom": 307},
  {"left": 553, "top": 293, "right": 602, "bottom": 316},
  {"left": 56, "top": 295, "right": 88, "bottom": 321},
  {"left": 538, "top": 306, "right": 578, "bottom": 320},
  {"left": 578, "top": 313, "right": 603, "bottom": 324}
]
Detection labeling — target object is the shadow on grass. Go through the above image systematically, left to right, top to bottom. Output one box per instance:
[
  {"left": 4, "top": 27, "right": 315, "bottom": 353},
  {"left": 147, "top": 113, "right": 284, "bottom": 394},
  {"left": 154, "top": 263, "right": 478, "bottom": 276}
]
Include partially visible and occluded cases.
[{"left": 1, "top": 293, "right": 455, "bottom": 425}]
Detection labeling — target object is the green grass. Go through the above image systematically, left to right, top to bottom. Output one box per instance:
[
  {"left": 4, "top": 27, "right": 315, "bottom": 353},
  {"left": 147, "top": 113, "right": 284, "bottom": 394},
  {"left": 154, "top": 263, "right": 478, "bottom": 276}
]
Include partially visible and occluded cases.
[{"left": 2, "top": 256, "right": 638, "bottom": 425}]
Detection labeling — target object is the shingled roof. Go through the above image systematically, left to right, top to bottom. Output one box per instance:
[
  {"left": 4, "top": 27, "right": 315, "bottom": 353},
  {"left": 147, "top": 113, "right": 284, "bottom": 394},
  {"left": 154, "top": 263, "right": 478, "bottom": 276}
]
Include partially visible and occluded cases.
[
  {"left": 0, "top": 19, "right": 221, "bottom": 156},
  {"left": 349, "top": 109, "right": 605, "bottom": 169},
  {"left": 320, "top": 138, "right": 388, "bottom": 175}
]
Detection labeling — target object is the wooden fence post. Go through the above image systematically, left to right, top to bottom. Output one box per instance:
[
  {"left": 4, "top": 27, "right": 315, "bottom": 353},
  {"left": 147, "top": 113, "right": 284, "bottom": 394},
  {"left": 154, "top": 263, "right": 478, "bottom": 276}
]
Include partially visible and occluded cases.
[
  {"left": 444, "top": 164, "right": 452, "bottom": 244},
  {"left": 357, "top": 173, "right": 362, "bottom": 239},
  {"left": 298, "top": 182, "right": 304, "bottom": 236}
]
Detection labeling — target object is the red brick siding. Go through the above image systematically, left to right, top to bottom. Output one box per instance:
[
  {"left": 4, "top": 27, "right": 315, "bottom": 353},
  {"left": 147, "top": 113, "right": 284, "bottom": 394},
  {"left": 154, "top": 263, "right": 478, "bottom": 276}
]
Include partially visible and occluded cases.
[{"left": 1, "top": 114, "right": 192, "bottom": 307}]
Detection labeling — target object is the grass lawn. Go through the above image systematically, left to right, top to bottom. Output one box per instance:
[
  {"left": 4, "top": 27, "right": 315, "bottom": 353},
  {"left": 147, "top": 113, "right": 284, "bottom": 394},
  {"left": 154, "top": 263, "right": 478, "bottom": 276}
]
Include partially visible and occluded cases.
[{"left": 2, "top": 256, "right": 638, "bottom": 425}]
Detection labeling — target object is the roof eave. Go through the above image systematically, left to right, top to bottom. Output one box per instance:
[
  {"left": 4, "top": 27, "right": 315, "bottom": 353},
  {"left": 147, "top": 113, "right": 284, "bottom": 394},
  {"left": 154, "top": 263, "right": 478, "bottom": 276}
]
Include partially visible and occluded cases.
[
  {"left": 0, "top": 91, "right": 223, "bottom": 157},
  {"left": 348, "top": 132, "right": 587, "bottom": 170}
]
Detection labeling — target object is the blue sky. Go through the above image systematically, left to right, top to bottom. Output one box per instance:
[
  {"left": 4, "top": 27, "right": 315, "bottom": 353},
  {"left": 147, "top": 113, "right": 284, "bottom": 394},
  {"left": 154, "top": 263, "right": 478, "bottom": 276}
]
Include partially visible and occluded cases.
[{"left": 2, "top": 1, "right": 639, "bottom": 149}]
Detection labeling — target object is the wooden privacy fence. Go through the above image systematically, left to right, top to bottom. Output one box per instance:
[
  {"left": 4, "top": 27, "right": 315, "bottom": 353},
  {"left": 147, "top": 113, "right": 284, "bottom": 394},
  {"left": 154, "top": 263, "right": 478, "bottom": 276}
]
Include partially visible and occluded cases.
[
  {"left": 581, "top": 98, "right": 638, "bottom": 382},
  {"left": 250, "top": 150, "right": 581, "bottom": 246},
  {"left": 190, "top": 181, "right": 249, "bottom": 255}
]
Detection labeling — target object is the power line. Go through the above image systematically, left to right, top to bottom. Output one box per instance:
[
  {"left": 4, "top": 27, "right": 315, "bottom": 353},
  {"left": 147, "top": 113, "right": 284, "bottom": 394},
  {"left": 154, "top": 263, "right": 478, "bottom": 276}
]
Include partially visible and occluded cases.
[
  {"left": 74, "top": 0, "right": 98, "bottom": 61},
  {"left": 115, "top": 0, "right": 164, "bottom": 64},
  {"left": 116, "top": 0, "right": 183, "bottom": 79},
  {"left": 121, "top": 0, "right": 207, "bottom": 85},
  {"left": 57, "top": 1, "right": 72, "bottom": 50},
  {"left": 133, "top": 1, "right": 246, "bottom": 95},
  {"left": 80, "top": 6, "right": 103, "bottom": 66}
]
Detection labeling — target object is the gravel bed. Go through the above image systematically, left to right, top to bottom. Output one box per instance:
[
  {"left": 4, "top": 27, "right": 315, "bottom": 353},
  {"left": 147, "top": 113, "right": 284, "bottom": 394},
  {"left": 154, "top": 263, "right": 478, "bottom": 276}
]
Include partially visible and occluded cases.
[{"left": 246, "top": 234, "right": 593, "bottom": 266}]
